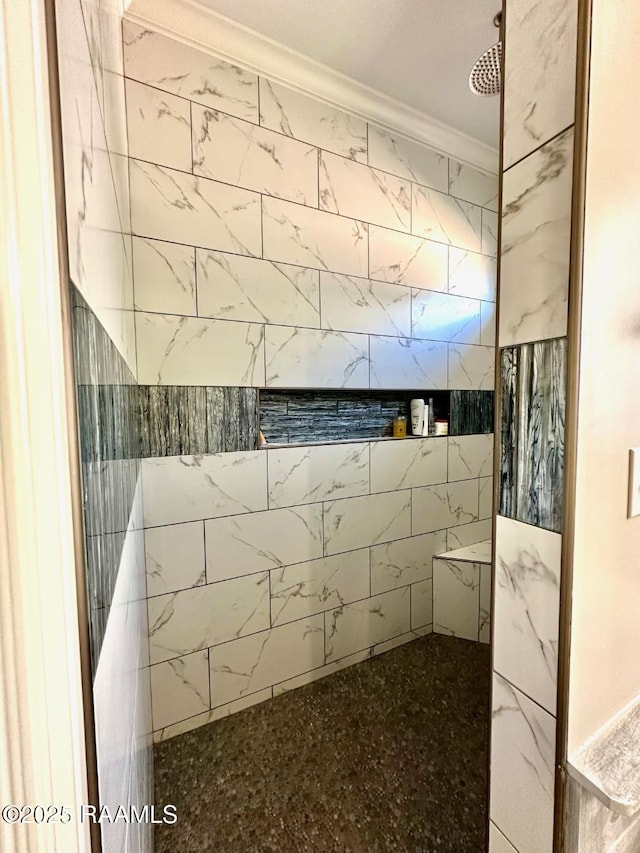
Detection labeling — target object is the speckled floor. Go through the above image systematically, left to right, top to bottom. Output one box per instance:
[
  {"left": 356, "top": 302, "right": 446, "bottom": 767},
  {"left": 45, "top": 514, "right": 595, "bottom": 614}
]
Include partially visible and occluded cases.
[{"left": 154, "top": 634, "right": 491, "bottom": 853}]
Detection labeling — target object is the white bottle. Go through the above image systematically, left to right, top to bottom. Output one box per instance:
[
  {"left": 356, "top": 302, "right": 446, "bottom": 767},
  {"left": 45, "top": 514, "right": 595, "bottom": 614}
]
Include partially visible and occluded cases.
[{"left": 410, "top": 399, "right": 425, "bottom": 436}]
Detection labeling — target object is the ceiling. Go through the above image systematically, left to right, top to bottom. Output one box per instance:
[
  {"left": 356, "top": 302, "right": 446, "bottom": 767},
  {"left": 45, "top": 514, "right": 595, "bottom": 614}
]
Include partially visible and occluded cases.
[{"left": 191, "top": 0, "right": 501, "bottom": 148}]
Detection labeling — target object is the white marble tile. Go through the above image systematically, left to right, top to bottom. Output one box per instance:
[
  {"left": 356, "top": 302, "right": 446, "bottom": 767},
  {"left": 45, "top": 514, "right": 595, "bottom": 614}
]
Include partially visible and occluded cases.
[
  {"left": 503, "top": 0, "right": 577, "bottom": 169},
  {"left": 123, "top": 22, "right": 258, "bottom": 122},
  {"left": 125, "top": 79, "right": 191, "bottom": 172},
  {"left": 259, "top": 79, "right": 367, "bottom": 162},
  {"left": 192, "top": 105, "right": 318, "bottom": 205},
  {"left": 367, "top": 126, "right": 448, "bottom": 190},
  {"left": 500, "top": 129, "right": 573, "bottom": 347},
  {"left": 319, "top": 151, "right": 411, "bottom": 232},
  {"left": 130, "top": 159, "right": 261, "bottom": 257},
  {"left": 449, "top": 160, "right": 498, "bottom": 211},
  {"left": 412, "top": 185, "right": 482, "bottom": 252},
  {"left": 262, "top": 196, "right": 368, "bottom": 277},
  {"left": 482, "top": 209, "right": 498, "bottom": 257},
  {"left": 369, "top": 226, "right": 448, "bottom": 292},
  {"left": 132, "top": 236, "right": 196, "bottom": 316},
  {"left": 448, "top": 247, "right": 497, "bottom": 302},
  {"left": 196, "top": 250, "right": 320, "bottom": 328},
  {"left": 320, "top": 272, "right": 411, "bottom": 337},
  {"left": 412, "top": 290, "right": 481, "bottom": 344},
  {"left": 481, "top": 300, "right": 496, "bottom": 346},
  {"left": 135, "top": 312, "right": 265, "bottom": 386},
  {"left": 265, "top": 325, "right": 369, "bottom": 388},
  {"left": 369, "top": 336, "right": 448, "bottom": 389},
  {"left": 448, "top": 343, "right": 495, "bottom": 391},
  {"left": 448, "top": 434, "right": 494, "bottom": 482},
  {"left": 370, "top": 436, "right": 447, "bottom": 493},
  {"left": 267, "top": 442, "right": 369, "bottom": 508},
  {"left": 141, "top": 451, "right": 267, "bottom": 527},
  {"left": 479, "top": 476, "right": 494, "bottom": 520},
  {"left": 412, "top": 480, "right": 479, "bottom": 536},
  {"left": 324, "top": 491, "right": 412, "bottom": 556},
  {"left": 205, "top": 504, "right": 323, "bottom": 582},
  {"left": 494, "top": 516, "right": 561, "bottom": 714},
  {"left": 446, "top": 519, "right": 493, "bottom": 550},
  {"left": 145, "top": 521, "right": 205, "bottom": 597},
  {"left": 371, "top": 530, "right": 446, "bottom": 594},
  {"left": 440, "top": 540, "right": 492, "bottom": 564},
  {"left": 271, "top": 549, "right": 370, "bottom": 626},
  {"left": 433, "top": 558, "right": 480, "bottom": 640},
  {"left": 479, "top": 564, "right": 491, "bottom": 644},
  {"left": 148, "top": 572, "right": 270, "bottom": 664},
  {"left": 411, "top": 578, "right": 434, "bottom": 629},
  {"left": 325, "top": 587, "right": 411, "bottom": 661},
  {"left": 210, "top": 616, "right": 325, "bottom": 706},
  {"left": 374, "top": 625, "right": 432, "bottom": 655},
  {"left": 273, "top": 649, "right": 371, "bottom": 696},
  {"left": 149, "top": 650, "right": 209, "bottom": 730},
  {"left": 490, "top": 673, "right": 556, "bottom": 853},
  {"left": 153, "top": 687, "right": 272, "bottom": 742},
  {"left": 489, "top": 821, "right": 518, "bottom": 853}
]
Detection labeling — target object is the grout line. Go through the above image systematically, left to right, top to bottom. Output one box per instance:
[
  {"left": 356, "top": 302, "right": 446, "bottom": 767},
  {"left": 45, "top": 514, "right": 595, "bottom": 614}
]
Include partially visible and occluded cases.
[{"left": 503, "top": 122, "right": 575, "bottom": 174}]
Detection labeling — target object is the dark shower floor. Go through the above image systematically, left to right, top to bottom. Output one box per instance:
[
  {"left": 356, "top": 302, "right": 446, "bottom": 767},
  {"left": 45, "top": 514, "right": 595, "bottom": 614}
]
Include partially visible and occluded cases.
[{"left": 154, "top": 634, "right": 490, "bottom": 853}]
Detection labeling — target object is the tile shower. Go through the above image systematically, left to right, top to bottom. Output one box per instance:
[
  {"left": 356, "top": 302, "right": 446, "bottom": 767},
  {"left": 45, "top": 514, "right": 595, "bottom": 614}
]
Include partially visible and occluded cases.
[{"left": 117, "top": 21, "right": 499, "bottom": 743}]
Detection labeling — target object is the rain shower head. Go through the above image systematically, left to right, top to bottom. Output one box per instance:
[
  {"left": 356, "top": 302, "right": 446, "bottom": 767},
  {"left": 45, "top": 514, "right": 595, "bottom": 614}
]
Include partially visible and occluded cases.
[{"left": 469, "top": 12, "right": 502, "bottom": 97}]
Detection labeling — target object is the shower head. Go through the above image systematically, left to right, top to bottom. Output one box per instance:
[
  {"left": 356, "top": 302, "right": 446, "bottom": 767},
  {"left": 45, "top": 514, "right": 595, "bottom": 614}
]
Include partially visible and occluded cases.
[{"left": 469, "top": 11, "right": 502, "bottom": 97}]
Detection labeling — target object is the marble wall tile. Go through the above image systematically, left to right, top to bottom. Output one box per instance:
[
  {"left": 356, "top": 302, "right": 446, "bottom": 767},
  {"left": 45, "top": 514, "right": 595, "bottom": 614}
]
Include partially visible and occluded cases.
[
  {"left": 503, "top": 0, "right": 577, "bottom": 169},
  {"left": 123, "top": 22, "right": 259, "bottom": 122},
  {"left": 125, "top": 79, "right": 191, "bottom": 172},
  {"left": 259, "top": 79, "right": 367, "bottom": 162},
  {"left": 192, "top": 106, "right": 319, "bottom": 205},
  {"left": 367, "top": 126, "right": 448, "bottom": 191},
  {"left": 500, "top": 129, "right": 573, "bottom": 347},
  {"left": 319, "top": 151, "right": 411, "bottom": 232},
  {"left": 130, "top": 160, "right": 261, "bottom": 257},
  {"left": 449, "top": 160, "right": 499, "bottom": 211},
  {"left": 412, "top": 185, "right": 482, "bottom": 252},
  {"left": 262, "top": 196, "right": 368, "bottom": 278},
  {"left": 482, "top": 210, "right": 498, "bottom": 257},
  {"left": 369, "top": 226, "right": 448, "bottom": 292},
  {"left": 132, "top": 237, "right": 196, "bottom": 316},
  {"left": 448, "top": 248, "right": 497, "bottom": 302},
  {"left": 197, "top": 250, "right": 320, "bottom": 328},
  {"left": 320, "top": 272, "right": 411, "bottom": 337},
  {"left": 412, "top": 290, "right": 482, "bottom": 344},
  {"left": 481, "top": 301, "right": 497, "bottom": 347},
  {"left": 135, "top": 312, "right": 265, "bottom": 387},
  {"left": 265, "top": 325, "right": 369, "bottom": 388},
  {"left": 369, "top": 336, "right": 448, "bottom": 389},
  {"left": 448, "top": 343, "right": 495, "bottom": 391},
  {"left": 448, "top": 434, "right": 494, "bottom": 482},
  {"left": 370, "top": 436, "right": 447, "bottom": 492},
  {"left": 267, "top": 442, "right": 369, "bottom": 508},
  {"left": 141, "top": 451, "right": 267, "bottom": 527},
  {"left": 479, "top": 476, "right": 494, "bottom": 520},
  {"left": 411, "top": 480, "right": 479, "bottom": 536},
  {"left": 323, "top": 491, "right": 412, "bottom": 556},
  {"left": 205, "top": 504, "right": 323, "bottom": 581},
  {"left": 494, "top": 516, "right": 561, "bottom": 714},
  {"left": 445, "top": 519, "right": 493, "bottom": 550},
  {"left": 145, "top": 521, "right": 205, "bottom": 597},
  {"left": 370, "top": 530, "right": 446, "bottom": 594},
  {"left": 271, "top": 549, "right": 370, "bottom": 626},
  {"left": 433, "top": 558, "right": 480, "bottom": 640},
  {"left": 479, "top": 564, "right": 492, "bottom": 644},
  {"left": 148, "top": 572, "right": 270, "bottom": 664},
  {"left": 411, "top": 578, "right": 434, "bottom": 629},
  {"left": 325, "top": 587, "right": 411, "bottom": 661},
  {"left": 210, "top": 615, "right": 325, "bottom": 707},
  {"left": 373, "top": 625, "right": 433, "bottom": 655},
  {"left": 149, "top": 649, "right": 209, "bottom": 730},
  {"left": 273, "top": 649, "right": 371, "bottom": 696},
  {"left": 490, "top": 674, "right": 556, "bottom": 853},
  {"left": 153, "top": 687, "right": 273, "bottom": 742},
  {"left": 489, "top": 821, "right": 518, "bottom": 853}
]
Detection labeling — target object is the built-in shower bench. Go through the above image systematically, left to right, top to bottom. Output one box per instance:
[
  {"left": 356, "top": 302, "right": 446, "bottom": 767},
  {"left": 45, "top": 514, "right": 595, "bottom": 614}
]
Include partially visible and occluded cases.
[{"left": 432, "top": 540, "right": 492, "bottom": 644}]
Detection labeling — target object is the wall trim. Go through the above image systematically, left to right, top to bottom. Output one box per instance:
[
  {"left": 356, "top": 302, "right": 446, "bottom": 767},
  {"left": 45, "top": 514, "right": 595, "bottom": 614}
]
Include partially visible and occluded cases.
[{"left": 124, "top": 0, "right": 499, "bottom": 174}]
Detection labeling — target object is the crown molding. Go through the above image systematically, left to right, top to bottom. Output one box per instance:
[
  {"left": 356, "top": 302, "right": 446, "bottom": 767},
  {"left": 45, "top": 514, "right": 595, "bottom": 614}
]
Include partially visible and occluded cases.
[{"left": 124, "top": 0, "right": 499, "bottom": 174}]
